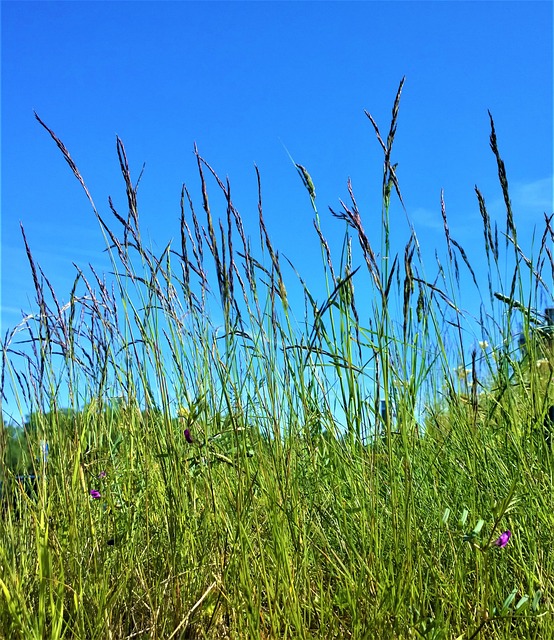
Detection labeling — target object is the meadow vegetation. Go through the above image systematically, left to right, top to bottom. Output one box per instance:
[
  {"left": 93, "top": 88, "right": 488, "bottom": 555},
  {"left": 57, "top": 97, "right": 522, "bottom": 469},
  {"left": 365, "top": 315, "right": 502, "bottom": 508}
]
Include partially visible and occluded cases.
[{"left": 1, "top": 79, "right": 553, "bottom": 639}]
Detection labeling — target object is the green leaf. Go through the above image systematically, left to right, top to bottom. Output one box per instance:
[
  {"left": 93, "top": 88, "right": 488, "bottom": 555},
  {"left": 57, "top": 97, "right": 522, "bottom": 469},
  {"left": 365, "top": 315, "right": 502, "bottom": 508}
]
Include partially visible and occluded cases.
[
  {"left": 492, "top": 478, "right": 519, "bottom": 519},
  {"left": 472, "top": 519, "right": 485, "bottom": 535},
  {"left": 500, "top": 587, "right": 517, "bottom": 615},
  {"left": 532, "top": 590, "right": 542, "bottom": 611},
  {"left": 515, "top": 595, "right": 529, "bottom": 612}
]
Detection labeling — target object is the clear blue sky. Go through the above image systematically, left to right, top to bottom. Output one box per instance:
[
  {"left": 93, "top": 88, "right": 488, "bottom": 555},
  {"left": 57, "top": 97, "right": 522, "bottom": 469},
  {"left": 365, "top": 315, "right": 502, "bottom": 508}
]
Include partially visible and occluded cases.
[{"left": 1, "top": 1, "right": 553, "bottom": 419}]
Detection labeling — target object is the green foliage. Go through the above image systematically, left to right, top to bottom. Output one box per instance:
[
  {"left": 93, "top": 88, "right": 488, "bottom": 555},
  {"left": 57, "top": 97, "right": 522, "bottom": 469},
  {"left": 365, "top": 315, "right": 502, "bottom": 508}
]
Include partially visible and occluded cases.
[
  {"left": 0, "top": 82, "right": 553, "bottom": 638},
  {"left": 2, "top": 422, "right": 33, "bottom": 475}
]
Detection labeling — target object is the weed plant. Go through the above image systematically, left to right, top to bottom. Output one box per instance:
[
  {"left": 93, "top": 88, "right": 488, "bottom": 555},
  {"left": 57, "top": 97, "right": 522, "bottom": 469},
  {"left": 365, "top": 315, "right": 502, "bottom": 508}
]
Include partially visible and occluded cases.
[{"left": 1, "top": 79, "right": 553, "bottom": 639}]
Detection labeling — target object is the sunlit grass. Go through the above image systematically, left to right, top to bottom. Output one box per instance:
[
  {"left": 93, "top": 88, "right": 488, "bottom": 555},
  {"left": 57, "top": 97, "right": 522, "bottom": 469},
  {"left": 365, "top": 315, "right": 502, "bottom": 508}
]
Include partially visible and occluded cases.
[{"left": 1, "top": 79, "right": 553, "bottom": 639}]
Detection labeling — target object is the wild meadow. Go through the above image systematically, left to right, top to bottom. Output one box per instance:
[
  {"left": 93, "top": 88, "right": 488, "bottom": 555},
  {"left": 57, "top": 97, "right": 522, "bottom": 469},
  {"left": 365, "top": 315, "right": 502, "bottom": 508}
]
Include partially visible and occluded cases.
[{"left": 1, "top": 80, "right": 553, "bottom": 639}]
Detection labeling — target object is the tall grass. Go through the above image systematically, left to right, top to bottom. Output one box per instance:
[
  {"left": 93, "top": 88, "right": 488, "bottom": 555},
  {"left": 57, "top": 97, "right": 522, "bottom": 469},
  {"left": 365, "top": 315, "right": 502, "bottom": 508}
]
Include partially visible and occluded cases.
[{"left": 1, "top": 80, "right": 553, "bottom": 639}]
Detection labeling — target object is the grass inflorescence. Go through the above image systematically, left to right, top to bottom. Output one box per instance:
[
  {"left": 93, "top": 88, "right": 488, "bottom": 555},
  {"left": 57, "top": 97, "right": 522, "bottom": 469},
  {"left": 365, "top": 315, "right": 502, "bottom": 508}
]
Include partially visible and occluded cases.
[{"left": 1, "top": 80, "right": 553, "bottom": 639}]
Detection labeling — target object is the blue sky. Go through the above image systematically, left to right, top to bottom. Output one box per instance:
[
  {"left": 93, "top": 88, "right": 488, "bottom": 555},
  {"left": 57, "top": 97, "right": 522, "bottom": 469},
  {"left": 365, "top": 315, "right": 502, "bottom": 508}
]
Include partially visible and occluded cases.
[{"left": 1, "top": 1, "right": 553, "bottom": 419}]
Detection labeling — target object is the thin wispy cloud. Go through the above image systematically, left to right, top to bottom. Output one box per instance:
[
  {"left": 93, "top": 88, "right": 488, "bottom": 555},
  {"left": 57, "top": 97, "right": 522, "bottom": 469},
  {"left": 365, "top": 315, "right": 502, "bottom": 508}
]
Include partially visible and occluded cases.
[
  {"left": 511, "top": 176, "right": 553, "bottom": 216},
  {"left": 410, "top": 206, "right": 450, "bottom": 233}
]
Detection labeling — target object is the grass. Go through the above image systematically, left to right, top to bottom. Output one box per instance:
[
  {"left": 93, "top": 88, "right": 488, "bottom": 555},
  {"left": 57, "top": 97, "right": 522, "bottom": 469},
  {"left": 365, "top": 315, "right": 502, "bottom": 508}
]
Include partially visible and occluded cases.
[{"left": 1, "top": 79, "right": 553, "bottom": 639}]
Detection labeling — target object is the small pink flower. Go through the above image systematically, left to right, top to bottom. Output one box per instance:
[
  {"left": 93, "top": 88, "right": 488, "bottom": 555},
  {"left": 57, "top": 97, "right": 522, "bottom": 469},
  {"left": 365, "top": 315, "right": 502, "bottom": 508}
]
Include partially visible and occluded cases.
[
  {"left": 98, "top": 471, "right": 107, "bottom": 479},
  {"left": 89, "top": 489, "right": 101, "bottom": 499},
  {"left": 494, "top": 530, "right": 511, "bottom": 548}
]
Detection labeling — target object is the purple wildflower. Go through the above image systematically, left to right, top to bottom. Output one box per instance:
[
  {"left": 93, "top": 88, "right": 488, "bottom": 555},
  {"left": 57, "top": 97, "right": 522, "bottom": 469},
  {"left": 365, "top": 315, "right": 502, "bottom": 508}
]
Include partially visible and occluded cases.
[
  {"left": 184, "top": 428, "right": 193, "bottom": 444},
  {"left": 98, "top": 471, "right": 107, "bottom": 479},
  {"left": 89, "top": 489, "right": 101, "bottom": 499},
  {"left": 494, "top": 530, "right": 511, "bottom": 548}
]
